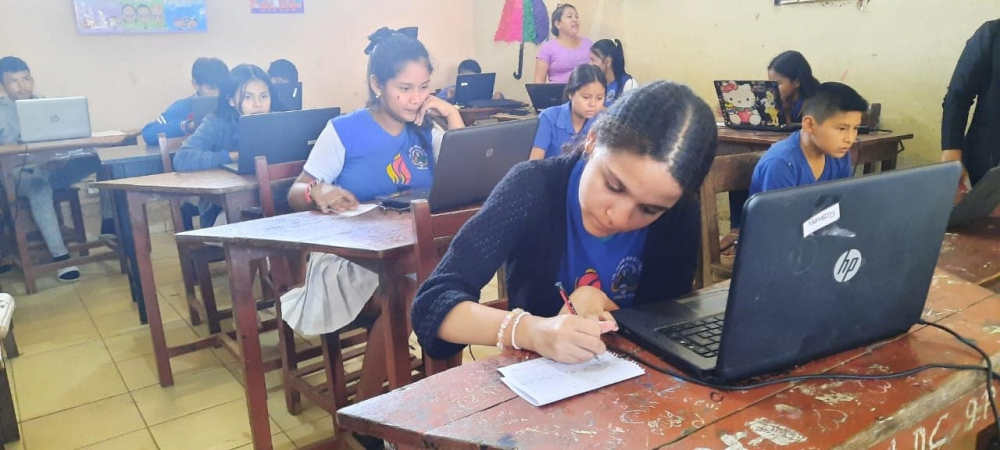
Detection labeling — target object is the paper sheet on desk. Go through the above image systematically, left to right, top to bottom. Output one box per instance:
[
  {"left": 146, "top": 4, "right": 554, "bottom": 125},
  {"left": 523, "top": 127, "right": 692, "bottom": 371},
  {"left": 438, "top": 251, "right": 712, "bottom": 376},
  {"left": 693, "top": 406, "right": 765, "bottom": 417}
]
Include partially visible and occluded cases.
[
  {"left": 91, "top": 130, "right": 127, "bottom": 138},
  {"left": 334, "top": 203, "right": 378, "bottom": 218},
  {"left": 497, "top": 352, "right": 645, "bottom": 406}
]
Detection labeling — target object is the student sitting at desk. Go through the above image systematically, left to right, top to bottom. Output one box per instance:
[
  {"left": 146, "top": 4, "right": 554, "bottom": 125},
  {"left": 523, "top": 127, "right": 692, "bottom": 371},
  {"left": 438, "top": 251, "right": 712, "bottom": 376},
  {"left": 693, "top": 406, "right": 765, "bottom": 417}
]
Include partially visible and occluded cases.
[
  {"left": 535, "top": 4, "right": 593, "bottom": 84},
  {"left": 281, "top": 30, "right": 462, "bottom": 337},
  {"left": 590, "top": 39, "right": 637, "bottom": 107},
  {"left": 724, "top": 50, "right": 823, "bottom": 253},
  {"left": 0, "top": 56, "right": 116, "bottom": 281},
  {"left": 140, "top": 57, "right": 229, "bottom": 146},
  {"left": 173, "top": 64, "right": 274, "bottom": 172},
  {"left": 530, "top": 64, "right": 606, "bottom": 160},
  {"left": 411, "top": 81, "right": 717, "bottom": 364},
  {"left": 750, "top": 82, "right": 868, "bottom": 197}
]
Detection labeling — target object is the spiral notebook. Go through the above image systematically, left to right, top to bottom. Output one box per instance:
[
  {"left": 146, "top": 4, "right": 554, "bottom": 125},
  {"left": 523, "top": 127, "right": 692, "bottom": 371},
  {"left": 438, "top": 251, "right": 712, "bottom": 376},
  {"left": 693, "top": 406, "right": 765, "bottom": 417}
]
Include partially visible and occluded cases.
[{"left": 497, "top": 352, "right": 645, "bottom": 406}]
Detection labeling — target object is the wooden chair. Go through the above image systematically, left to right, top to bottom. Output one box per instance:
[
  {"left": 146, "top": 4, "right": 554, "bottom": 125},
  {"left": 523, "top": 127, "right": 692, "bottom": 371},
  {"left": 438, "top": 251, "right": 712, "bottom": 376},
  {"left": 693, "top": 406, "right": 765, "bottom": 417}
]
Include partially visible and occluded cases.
[
  {"left": 698, "top": 152, "right": 763, "bottom": 289},
  {"left": 410, "top": 199, "right": 507, "bottom": 376}
]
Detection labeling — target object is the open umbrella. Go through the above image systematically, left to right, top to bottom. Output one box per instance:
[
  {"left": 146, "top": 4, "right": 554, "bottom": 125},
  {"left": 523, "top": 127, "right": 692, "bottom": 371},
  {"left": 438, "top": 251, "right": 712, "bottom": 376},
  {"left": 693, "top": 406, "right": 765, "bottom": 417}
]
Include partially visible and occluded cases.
[{"left": 494, "top": 0, "right": 549, "bottom": 80}]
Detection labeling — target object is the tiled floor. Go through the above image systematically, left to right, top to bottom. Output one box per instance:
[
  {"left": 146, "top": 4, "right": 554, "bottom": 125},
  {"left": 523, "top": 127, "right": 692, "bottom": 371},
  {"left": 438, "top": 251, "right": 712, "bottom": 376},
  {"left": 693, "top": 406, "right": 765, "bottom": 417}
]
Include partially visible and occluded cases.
[{"left": 0, "top": 231, "right": 502, "bottom": 450}]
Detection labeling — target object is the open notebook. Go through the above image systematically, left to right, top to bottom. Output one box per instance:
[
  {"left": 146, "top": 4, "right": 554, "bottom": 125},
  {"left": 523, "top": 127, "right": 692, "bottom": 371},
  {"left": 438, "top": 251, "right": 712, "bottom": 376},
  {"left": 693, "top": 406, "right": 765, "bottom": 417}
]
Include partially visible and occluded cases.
[{"left": 497, "top": 352, "right": 645, "bottom": 406}]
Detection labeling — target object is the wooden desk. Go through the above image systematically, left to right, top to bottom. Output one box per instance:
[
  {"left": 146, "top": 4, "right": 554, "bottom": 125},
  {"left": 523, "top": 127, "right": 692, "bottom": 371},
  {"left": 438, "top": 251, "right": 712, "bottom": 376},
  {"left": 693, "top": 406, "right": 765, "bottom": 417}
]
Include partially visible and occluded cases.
[
  {"left": 458, "top": 106, "right": 527, "bottom": 126},
  {"left": 717, "top": 129, "right": 914, "bottom": 174},
  {"left": 0, "top": 130, "right": 140, "bottom": 292},
  {"left": 93, "top": 170, "right": 258, "bottom": 389},
  {"left": 175, "top": 209, "right": 418, "bottom": 450},
  {"left": 939, "top": 217, "right": 1000, "bottom": 289},
  {"left": 337, "top": 271, "right": 1000, "bottom": 449}
]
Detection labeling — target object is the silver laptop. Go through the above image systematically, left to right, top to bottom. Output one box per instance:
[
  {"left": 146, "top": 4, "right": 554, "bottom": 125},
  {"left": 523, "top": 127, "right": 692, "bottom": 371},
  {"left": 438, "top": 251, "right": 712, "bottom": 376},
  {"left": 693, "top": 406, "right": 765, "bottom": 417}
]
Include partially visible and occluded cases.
[{"left": 16, "top": 97, "right": 92, "bottom": 143}]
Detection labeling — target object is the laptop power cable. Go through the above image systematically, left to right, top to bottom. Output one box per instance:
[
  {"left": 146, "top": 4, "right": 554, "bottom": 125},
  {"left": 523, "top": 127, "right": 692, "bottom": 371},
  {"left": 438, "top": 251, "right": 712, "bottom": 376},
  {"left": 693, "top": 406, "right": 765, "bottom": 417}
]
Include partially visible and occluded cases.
[{"left": 608, "top": 320, "right": 1000, "bottom": 440}]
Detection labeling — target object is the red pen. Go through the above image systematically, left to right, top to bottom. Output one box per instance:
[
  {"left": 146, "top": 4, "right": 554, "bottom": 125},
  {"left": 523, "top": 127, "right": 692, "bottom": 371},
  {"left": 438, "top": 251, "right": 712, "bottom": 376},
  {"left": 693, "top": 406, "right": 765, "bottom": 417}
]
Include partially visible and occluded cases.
[{"left": 555, "top": 282, "right": 578, "bottom": 315}]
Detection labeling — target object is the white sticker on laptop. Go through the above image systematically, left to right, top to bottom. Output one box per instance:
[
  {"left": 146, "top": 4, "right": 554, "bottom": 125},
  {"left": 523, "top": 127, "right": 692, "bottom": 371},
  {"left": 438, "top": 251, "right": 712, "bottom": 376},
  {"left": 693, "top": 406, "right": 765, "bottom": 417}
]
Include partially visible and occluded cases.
[{"left": 802, "top": 203, "right": 841, "bottom": 238}]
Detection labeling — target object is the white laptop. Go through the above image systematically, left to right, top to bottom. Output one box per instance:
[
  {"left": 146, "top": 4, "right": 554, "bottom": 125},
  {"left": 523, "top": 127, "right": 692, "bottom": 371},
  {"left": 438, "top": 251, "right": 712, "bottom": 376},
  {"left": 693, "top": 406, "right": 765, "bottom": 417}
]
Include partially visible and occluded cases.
[{"left": 15, "top": 97, "right": 92, "bottom": 143}]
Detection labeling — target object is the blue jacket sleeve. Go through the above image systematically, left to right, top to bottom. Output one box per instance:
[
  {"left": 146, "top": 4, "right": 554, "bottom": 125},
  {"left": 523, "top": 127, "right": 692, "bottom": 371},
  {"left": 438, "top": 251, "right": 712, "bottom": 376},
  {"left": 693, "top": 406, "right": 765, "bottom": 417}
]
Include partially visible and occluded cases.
[
  {"left": 141, "top": 98, "right": 192, "bottom": 145},
  {"left": 172, "top": 115, "right": 233, "bottom": 172},
  {"left": 411, "top": 161, "right": 544, "bottom": 358}
]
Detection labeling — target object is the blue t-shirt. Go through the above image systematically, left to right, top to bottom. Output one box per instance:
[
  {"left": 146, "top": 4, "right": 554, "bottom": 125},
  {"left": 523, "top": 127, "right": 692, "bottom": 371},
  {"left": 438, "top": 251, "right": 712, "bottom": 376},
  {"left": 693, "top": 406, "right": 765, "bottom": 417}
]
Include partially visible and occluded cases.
[
  {"left": 533, "top": 102, "right": 596, "bottom": 159},
  {"left": 331, "top": 109, "right": 434, "bottom": 202},
  {"left": 749, "top": 130, "right": 852, "bottom": 197},
  {"left": 558, "top": 158, "right": 648, "bottom": 308}
]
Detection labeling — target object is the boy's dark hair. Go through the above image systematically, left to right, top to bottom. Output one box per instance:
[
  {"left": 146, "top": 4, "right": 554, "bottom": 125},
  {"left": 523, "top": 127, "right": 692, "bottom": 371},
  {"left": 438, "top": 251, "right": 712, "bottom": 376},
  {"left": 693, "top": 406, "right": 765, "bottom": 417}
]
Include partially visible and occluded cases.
[
  {"left": 550, "top": 4, "right": 576, "bottom": 37},
  {"left": 365, "top": 31, "right": 432, "bottom": 107},
  {"left": 590, "top": 39, "right": 630, "bottom": 85},
  {"left": 768, "top": 50, "right": 820, "bottom": 100},
  {"left": 0, "top": 56, "right": 30, "bottom": 78},
  {"left": 192, "top": 57, "right": 229, "bottom": 89},
  {"left": 268, "top": 59, "right": 299, "bottom": 84},
  {"left": 457, "top": 59, "right": 482, "bottom": 74},
  {"left": 217, "top": 64, "right": 276, "bottom": 118},
  {"left": 564, "top": 64, "right": 606, "bottom": 101},
  {"left": 591, "top": 81, "right": 718, "bottom": 197},
  {"left": 802, "top": 82, "right": 869, "bottom": 124}
]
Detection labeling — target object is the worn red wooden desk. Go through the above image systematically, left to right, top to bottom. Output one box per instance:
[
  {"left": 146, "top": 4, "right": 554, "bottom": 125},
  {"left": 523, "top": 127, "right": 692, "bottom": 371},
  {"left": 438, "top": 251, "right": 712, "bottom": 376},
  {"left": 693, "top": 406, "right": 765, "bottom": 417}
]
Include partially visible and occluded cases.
[
  {"left": 717, "top": 128, "right": 913, "bottom": 174},
  {"left": 0, "top": 130, "right": 140, "bottom": 292},
  {"left": 93, "top": 170, "right": 258, "bottom": 388},
  {"left": 175, "top": 208, "right": 419, "bottom": 450},
  {"left": 939, "top": 217, "right": 1000, "bottom": 291},
  {"left": 338, "top": 271, "right": 1000, "bottom": 449}
]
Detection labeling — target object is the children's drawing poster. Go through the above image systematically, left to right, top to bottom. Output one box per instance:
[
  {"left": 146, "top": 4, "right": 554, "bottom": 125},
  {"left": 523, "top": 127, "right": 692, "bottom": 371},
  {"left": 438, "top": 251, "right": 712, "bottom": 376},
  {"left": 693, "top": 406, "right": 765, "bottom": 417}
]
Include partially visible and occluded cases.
[
  {"left": 74, "top": 0, "right": 208, "bottom": 34},
  {"left": 251, "top": 0, "right": 304, "bottom": 14}
]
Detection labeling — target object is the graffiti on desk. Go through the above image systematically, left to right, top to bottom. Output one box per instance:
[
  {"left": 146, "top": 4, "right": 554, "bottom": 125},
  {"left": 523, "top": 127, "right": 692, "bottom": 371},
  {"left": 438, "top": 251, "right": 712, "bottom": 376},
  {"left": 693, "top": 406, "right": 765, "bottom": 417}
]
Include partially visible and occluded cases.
[
  {"left": 452, "top": 384, "right": 501, "bottom": 411},
  {"left": 881, "top": 386, "right": 995, "bottom": 450},
  {"left": 813, "top": 408, "right": 849, "bottom": 432},
  {"left": 700, "top": 418, "right": 808, "bottom": 450}
]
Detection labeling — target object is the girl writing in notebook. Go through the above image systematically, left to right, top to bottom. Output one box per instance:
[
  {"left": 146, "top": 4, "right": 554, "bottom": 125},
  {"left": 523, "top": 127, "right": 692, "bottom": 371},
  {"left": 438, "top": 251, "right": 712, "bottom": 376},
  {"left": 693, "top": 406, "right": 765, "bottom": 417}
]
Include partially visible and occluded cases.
[
  {"left": 590, "top": 39, "right": 637, "bottom": 107},
  {"left": 530, "top": 64, "right": 606, "bottom": 160},
  {"left": 412, "top": 81, "right": 718, "bottom": 364}
]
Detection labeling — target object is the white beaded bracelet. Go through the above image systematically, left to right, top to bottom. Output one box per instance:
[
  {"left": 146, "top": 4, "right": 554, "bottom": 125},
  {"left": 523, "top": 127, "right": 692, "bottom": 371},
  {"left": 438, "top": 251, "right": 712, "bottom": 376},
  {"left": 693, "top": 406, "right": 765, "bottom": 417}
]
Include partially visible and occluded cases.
[
  {"left": 496, "top": 308, "right": 523, "bottom": 351},
  {"left": 511, "top": 311, "right": 531, "bottom": 351}
]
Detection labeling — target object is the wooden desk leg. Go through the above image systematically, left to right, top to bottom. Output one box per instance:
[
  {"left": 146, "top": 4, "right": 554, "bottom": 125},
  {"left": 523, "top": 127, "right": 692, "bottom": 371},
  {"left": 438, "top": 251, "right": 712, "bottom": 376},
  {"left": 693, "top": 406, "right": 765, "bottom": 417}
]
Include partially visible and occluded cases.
[
  {"left": 882, "top": 143, "right": 899, "bottom": 172},
  {"left": 221, "top": 190, "right": 258, "bottom": 224},
  {"left": 126, "top": 192, "right": 173, "bottom": 387},
  {"left": 225, "top": 244, "right": 272, "bottom": 450},
  {"left": 375, "top": 258, "right": 412, "bottom": 389},
  {"left": 0, "top": 364, "right": 17, "bottom": 444}
]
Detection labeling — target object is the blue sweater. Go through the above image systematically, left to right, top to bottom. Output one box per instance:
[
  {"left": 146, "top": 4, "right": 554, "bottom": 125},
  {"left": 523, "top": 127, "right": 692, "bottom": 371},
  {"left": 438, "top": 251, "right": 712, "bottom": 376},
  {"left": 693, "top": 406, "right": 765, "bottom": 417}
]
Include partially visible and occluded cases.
[
  {"left": 141, "top": 97, "right": 195, "bottom": 146},
  {"left": 173, "top": 113, "right": 238, "bottom": 172},
  {"left": 411, "top": 153, "right": 701, "bottom": 358}
]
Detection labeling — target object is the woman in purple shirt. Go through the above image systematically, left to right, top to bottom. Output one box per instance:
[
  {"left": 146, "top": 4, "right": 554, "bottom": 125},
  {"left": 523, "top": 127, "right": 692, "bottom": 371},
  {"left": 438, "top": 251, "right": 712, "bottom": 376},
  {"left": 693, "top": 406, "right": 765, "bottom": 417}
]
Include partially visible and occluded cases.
[{"left": 534, "top": 4, "right": 593, "bottom": 84}]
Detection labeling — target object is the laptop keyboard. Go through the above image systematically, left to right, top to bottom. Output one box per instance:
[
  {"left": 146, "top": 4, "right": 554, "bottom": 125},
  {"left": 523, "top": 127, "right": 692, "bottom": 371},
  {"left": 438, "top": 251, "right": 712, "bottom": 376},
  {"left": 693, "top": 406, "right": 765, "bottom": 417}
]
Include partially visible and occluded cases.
[{"left": 658, "top": 313, "right": 725, "bottom": 358}]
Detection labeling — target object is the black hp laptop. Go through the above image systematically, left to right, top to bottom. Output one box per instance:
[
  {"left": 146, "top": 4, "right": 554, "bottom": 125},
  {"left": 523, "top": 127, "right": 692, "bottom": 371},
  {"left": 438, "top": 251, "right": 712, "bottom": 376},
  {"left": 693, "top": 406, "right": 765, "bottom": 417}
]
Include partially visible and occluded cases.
[
  {"left": 453, "top": 73, "right": 523, "bottom": 109},
  {"left": 272, "top": 82, "right": 303, "bottom": 111},
  {"left": 525, "top": 83, "right": 567, "bottom": 112},
  {"left": 221, "top": 107, "right": 339, "bottom": 175},
  {"left": 377, "top": 118, "right": 538, "bottom": 213},
  {"left": 613, "top": 162, "right": 960, "bottom": 383},
  {"left": 949, "top": 166, "right": 1000, "bottom": 228}
]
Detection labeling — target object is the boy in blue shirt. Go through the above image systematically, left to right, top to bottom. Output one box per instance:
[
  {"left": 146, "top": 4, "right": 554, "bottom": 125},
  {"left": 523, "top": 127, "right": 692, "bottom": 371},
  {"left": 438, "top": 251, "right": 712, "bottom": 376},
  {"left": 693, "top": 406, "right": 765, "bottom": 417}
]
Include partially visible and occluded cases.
[
  {"left": 140, "top": 57, "right": 229, "bottom": 145},
  {"left": 750, "top": 82, "right": 868, "bottom": 197}
]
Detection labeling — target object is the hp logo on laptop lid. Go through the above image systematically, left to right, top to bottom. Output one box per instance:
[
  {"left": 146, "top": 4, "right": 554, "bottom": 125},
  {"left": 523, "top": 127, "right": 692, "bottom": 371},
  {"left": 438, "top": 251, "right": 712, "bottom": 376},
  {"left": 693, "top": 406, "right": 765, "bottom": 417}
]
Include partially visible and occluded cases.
[
  {"left": 50, "top": 115, "right": 60, "bottom": 123},
  {"left": 834, "top": 249, "right": 862, "bottom": 282}
]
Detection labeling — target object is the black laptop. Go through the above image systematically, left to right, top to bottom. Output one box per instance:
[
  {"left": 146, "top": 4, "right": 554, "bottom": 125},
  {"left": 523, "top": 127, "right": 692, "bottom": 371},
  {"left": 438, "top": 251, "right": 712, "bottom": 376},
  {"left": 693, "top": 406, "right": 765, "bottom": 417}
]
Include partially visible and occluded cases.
[
  {"left": 454, "top": 73, "right": 524, "bottom": 109},
  {"left": 272, "top": 82, "right": 303, "bottom": 111},
  {"left": 525, "top": 83, "right": 567, "bottom": 111},
  {"left": 189, "top": 95, "right": 218, "bottom": 129},
  {"left": 221, "top": 107, "right": 339, "bottom": 175},
  {"left": 377, "top": 118, "right": 539, "bottom": 213},
  {"left": 613, "top": 162, "right": 960, "bottom": 383},
  {"left": 949, "top": 166, "right": 1000, "bottom": 228}
]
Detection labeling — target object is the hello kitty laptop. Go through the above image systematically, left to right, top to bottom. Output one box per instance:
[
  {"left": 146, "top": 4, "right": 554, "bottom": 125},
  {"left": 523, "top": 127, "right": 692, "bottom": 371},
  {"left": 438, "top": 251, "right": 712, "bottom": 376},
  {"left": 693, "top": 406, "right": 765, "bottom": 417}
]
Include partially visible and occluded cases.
[{"left": 713, "top": 80, "right": 799, "bottom": 132}]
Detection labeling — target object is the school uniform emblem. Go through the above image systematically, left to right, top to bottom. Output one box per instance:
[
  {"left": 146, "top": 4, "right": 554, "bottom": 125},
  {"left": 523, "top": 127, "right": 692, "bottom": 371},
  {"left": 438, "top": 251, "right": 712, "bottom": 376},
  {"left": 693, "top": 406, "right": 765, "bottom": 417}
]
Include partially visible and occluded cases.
[
  {"left": 408, "top": 145, "right": 430, "bottom": 170},
  {"left": 386, "top": 154, "right": 412, "bottom": 185},
  {"left": 611, "top": 257, "right": 642, "bottom": 298},
  {"left": 575, "top": 268, "right": 602, "bottom": 290}
]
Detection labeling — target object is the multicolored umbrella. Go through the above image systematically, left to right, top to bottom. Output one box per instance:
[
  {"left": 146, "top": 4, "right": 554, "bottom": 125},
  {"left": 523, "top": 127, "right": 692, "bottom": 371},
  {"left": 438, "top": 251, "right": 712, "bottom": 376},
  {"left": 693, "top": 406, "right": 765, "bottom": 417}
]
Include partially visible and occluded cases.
[{"left": 494, "top": 0, "right": 549, "bottom": 80}]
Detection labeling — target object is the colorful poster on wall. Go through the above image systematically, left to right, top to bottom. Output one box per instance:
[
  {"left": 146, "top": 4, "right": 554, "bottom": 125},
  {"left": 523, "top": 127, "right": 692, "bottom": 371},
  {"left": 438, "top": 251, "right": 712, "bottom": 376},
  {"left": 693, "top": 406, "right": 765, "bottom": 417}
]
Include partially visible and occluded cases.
[
  {"left": 74, "top": 0, "right": 208, "bottom": 34},
  {"left": 251, "top": 0, "right": 304, "bottom": 14}
]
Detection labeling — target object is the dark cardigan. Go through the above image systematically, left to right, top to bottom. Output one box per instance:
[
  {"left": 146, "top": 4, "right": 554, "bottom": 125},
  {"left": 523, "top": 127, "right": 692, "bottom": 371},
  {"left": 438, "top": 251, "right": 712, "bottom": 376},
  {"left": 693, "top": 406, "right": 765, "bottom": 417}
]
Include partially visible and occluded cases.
[{"left": 410, "top": 153, "right": 701, "bottom": 358}]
